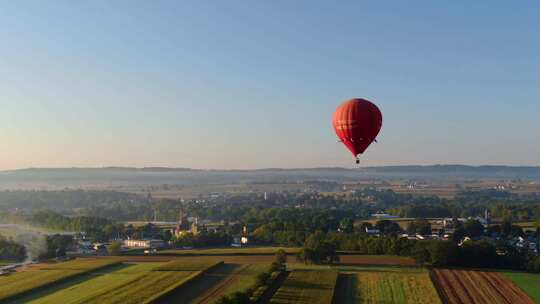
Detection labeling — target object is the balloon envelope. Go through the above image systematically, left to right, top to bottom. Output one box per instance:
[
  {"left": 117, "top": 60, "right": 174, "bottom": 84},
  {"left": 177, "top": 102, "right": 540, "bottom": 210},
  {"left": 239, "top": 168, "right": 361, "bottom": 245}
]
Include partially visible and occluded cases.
[{"left": 332, "top": 98, "right": 382, "bottom": 159}]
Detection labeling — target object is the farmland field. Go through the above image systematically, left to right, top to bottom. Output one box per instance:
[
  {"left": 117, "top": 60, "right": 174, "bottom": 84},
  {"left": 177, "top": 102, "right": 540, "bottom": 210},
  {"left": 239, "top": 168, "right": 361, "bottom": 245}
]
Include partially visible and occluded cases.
[
  {"left": 156, "top": 246, "right": 300, "bottom": 256},
  {"left": 118, "top": 253, "right": 415, "bottom": 268},
  {"left": 5, "top": 254, "right": 537, "bottom": 304},
  {"left": 338, "top": 255, "right": 416, "bottom": 266},
  {"left": 0, "top": 259, "right": 121, "bottom": 302},
  {"left": 154, "top": 259, "right": 222, "bottom": 271},
  {"left": 3, "top": 261, "right": 217, "bottom": 304},
  {"left": 6, "top": 263, "right": 160, "bottom": 304},
  {"left": 154, "top": 263, "right": 241, "bottom": 304},
  {"left": 206, "top": 264, "right": 270, "bottom": 303},
  {"left": 79, "top": 265, "right": 197, "bottom": 304},
  {"left": 289, "top": 265, "right": 440, "bottom": 304},
  {"left": 351, "top": 267, "right": 439, "bottom": 304},
  {"left": 431, "top": 269, "right": 535, "bottom": 304},
  {"left": 269, "top": 270, "right": 338, "bottom": 304},
  {"left": 501, "top": 271, "right": 540, "bottom": 303}
]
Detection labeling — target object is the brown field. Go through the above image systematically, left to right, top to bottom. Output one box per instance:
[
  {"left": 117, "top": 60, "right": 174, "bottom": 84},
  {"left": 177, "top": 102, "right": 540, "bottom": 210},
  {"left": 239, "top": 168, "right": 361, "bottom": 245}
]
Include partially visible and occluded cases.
[
  {"left": 109, "top": 254, "right": 416, "bottom": 267},
  {"left": 338, "top": 255, "right": 416, "bottom": 266},
  {"left": 430, "top": 269, "right": 535, "bottom": 304}
]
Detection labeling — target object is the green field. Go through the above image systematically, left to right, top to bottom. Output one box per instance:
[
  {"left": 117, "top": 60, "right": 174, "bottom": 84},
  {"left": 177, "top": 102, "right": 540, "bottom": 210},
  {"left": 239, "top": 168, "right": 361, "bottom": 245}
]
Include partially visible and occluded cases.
[
  {"left": 1, "top": 255, "right": 513, "bottom": 304},
  {"left": 0, "top": 259, "right": 121, "bottom": 302},
  {"left": 0, "top": 259, "right": 226, "bottom": 304},
  {"left": 3, "top": 261, "right": 209, "bottom": 304},
  {"left": 7, "top": 263, "right": 160, "bottom": 304},
  {"left": 211, "top": 264, "right": 270, "bottom": 302},
  {"left": 79, "top": 265, "right": 197, "bottom": 304},
  {"left": 287, "top": 265, "right": 440, "bottom": 304},
  {"left": 354, "top": 267, "right": 440, "bottom": 304},
  {"left": 270, "top": 270, "right": 338, "bottom": 304},
  {"left": 501, "top": 271, "right": 540, "bottom": 303}
]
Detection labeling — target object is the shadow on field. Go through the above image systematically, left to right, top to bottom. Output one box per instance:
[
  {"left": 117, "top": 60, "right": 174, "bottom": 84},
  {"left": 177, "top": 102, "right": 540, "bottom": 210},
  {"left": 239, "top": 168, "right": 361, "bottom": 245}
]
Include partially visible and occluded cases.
[
  {"left": 4, "top": 263, "right": 131, "bottom": 304},
  {"left": 155, "top": 263, "right": 240, "bottom": 304},
  {"left": 332, "top": 273, "right": 357, "bottom": 304}
]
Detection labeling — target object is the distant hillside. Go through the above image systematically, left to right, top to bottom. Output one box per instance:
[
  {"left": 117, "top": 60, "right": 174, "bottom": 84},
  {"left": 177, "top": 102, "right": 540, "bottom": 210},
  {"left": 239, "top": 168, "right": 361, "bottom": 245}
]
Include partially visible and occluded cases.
[{"left": 0, "top": 165, "right": 539, "bottom": 190}]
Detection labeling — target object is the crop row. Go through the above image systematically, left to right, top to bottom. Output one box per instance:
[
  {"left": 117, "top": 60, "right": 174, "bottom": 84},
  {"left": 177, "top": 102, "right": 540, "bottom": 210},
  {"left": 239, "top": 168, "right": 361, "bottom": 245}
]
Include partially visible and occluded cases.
[
  {"left": 0, "top": 259, "right": 121, "bottom": 302},
  {"left": 431, "top": 269, "right": 535, "bottom": 304},
  {"left": 270, "top": 270, "right": 339, "bottom": 304}
]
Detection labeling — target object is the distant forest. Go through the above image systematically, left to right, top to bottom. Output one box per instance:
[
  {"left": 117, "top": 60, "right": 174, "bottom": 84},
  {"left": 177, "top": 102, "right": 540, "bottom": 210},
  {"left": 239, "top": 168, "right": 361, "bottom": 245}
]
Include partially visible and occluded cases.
[{"left": 0, "top": 188, "right": 539, "bottom": 223}]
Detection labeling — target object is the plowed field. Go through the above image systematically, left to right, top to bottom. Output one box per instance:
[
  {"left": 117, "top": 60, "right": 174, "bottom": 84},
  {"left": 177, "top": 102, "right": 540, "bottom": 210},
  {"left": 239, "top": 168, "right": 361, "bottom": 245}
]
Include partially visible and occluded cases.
[{"left": 430, "top": 269, "right": 535, "bottom": 304}]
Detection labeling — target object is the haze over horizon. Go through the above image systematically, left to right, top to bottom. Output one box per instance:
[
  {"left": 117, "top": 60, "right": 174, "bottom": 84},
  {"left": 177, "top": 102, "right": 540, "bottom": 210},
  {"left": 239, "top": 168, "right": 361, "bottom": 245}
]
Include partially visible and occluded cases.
[{"left": 2, "top": 1, "right": 539, "bottom": 170}]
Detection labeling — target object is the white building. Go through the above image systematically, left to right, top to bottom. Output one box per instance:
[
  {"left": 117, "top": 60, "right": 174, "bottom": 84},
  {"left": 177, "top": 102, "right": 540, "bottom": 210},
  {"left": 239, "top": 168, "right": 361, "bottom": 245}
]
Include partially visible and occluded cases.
[{"left": 123, "top": 239, "right": 165, "bottom": 249}]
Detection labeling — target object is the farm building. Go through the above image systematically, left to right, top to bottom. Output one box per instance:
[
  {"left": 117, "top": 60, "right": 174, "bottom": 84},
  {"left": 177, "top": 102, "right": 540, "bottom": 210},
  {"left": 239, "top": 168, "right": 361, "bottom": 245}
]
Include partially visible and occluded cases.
[{"left": 123, "top": 239, "right": 165, "bottom": 249}]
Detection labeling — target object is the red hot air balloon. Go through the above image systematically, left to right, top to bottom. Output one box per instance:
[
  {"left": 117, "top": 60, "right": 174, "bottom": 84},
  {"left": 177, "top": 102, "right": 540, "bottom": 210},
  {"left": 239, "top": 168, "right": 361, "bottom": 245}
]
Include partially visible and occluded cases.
[{"left": 332, "top": 98, "right": 382, "bottom": 164}]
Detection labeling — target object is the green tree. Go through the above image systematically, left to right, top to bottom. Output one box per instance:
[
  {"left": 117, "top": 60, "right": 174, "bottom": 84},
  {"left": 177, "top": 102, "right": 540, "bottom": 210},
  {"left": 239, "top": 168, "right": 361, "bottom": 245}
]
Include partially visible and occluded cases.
[
  {"left": 339, "top": 218, "right": 353, "bottom": 233},
  {"left": 407, "top": 219, "right": 431, "bottom": 235},
  {"left": 464, "top": 219, "right": 484, "bottom": 237},
  {"left": 375, "top": 220, "right": 401, "bottom": 236},
  {"left": 108, "top": 241, "right": 121, "bottom": 255},
  {"left": 428, "top": 241, "right": 459, "bottom": 266},
  {"left": 275, "top": 249, "right": 287, "bottom": 268}
]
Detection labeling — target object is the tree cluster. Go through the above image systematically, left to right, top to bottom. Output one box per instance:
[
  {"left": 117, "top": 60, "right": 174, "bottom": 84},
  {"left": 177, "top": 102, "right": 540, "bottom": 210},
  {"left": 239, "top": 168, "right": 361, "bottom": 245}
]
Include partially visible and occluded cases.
[
  {"left": 0, "top": 235, "right": 26, "bottom": 261},
  {"left": 216, "top": 250, "right": 287, "bottom": 304}
]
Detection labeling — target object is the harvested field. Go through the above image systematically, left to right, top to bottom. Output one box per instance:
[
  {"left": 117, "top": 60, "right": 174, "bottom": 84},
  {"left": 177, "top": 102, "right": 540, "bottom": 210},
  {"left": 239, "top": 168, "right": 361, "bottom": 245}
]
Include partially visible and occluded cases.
[
  {"left": 337, "top": 255, "right": 416, "bottom": 266},
  {"left": 153, "top": 259, "right": 222, "bottom": 271},
  {"left": 354, "top": 267, "right": 440, "bottom": 304},
  {"left": 431, "top": 269, "right": 535, "bottom": 304},
  {"left": 269, "top": 270, "right": 338, "bottom": 304}
]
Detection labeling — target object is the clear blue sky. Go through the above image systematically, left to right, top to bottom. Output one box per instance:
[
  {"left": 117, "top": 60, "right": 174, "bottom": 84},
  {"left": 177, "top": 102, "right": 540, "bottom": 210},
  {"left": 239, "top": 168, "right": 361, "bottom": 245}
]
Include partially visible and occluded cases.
[{"left": 1, "top": 1, "right": 539, "bottom": 170}]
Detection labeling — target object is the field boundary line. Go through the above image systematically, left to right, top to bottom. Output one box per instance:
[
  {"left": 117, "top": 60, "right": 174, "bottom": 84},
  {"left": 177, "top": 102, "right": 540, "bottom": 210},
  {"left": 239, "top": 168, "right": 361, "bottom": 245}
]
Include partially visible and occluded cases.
[
  {"left": 144, "top": 261, "right": 224, "bottom": 304},
  {"left": 193, "top": 264, "right": 250, "bottom": 303},
  {"left": 428, "top": 268, "right": 449, "bottom": 304},
  {"left": 254, "top": 271, "right": 289, "bottom": 304}
]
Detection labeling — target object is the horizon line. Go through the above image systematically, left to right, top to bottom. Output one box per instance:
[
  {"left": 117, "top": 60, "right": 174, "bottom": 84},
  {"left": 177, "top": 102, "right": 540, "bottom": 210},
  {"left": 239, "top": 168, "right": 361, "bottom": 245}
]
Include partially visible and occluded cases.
[{"left": 2, "top": 163, "right": 540, "bottom": 173}]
